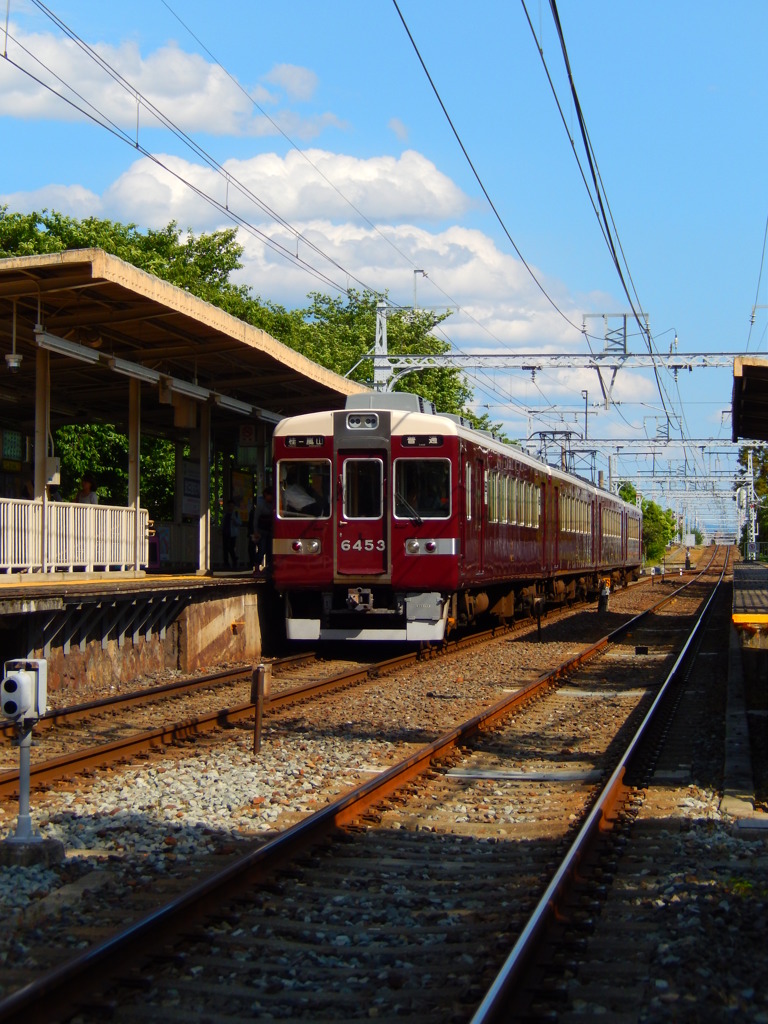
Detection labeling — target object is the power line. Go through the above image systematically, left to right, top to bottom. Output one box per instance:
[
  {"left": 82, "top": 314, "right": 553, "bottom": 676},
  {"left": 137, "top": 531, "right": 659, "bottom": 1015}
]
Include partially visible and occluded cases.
[
  {"left": 391, "top": 0, "right": 581, "bottom": 335},
  {"left": 9, "top": 2, "right": 538, "bottom": 419},
  {"left": 15, "top": 2, "right": 381, "bottom": 297},
  {"left": 747, "top": 211, "right": 768, "bottom": 352}
]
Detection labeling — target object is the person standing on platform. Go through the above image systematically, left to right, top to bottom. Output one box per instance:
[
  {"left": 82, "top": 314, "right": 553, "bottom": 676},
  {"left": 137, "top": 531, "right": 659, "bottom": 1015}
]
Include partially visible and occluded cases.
[
  {"left": 75, "top": 472, "right": 99, "bottom": 504},
  {"left": 247, "top": 494, "right": 258, "bottom": 570},
  {"left": 222, "top": 499, "right": 240, "bottom": 568}
]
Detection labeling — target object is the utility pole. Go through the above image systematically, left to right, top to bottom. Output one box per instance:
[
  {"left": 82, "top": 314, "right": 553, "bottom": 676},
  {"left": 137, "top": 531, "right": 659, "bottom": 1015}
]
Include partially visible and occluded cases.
[
  {"left": 581, "top": 389, "right": 588, "bottom": 439},
  {"left": 747, "top": 448, "right": 757, "bottom": 560}
]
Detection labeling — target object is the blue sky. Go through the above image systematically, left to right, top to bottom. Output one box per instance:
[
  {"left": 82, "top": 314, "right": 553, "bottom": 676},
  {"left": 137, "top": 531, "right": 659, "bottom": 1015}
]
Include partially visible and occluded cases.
[{"left": 2, "top": 1, "right": 766, "bottom": 533}]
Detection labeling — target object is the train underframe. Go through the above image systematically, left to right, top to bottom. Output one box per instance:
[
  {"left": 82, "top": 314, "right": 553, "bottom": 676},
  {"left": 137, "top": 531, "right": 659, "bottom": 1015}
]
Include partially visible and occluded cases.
[{"left": 283, "top": 566, "right": 639, "bottom": 643}]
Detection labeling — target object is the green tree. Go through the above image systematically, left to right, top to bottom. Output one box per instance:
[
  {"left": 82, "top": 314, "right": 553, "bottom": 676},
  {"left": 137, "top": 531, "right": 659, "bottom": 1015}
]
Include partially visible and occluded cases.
[
  {"left": 0, "top": 207, "right": 485, "bottom": 421},
  {"left": 0, "top": 208, "right": 245, "bottom": 298},
  {"left": 2, "top": 208, "right": 507, "bottom": 504},
  {"left": 292, "top": 290, "right": 476, "bottom": 418},
  {"left": 618, "top": 481, "right": 676, "bottom": 563},
  {"left": 618, "top": 481, "right": 637, "bottom": 505}
]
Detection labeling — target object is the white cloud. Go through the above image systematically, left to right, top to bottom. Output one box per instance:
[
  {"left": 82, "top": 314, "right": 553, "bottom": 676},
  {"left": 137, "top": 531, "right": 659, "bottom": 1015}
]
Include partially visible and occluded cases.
[
  {"left": 0, "top": 22, "right": 337, "bottom": 139},
  {"left": 263, "top": 64, "right": 318, "bottom": 102},
  {"left": 389, "top": 117, "right": 408, "bottom": 141},
  {"left": 1, "top": 146, "right": 597, "bottom": 359},
  {"left": 99, "top": 149, "right": 469, "bottom": 227},
  {"left": 0, "top": 184, "right": 103, "bottom": 219}
]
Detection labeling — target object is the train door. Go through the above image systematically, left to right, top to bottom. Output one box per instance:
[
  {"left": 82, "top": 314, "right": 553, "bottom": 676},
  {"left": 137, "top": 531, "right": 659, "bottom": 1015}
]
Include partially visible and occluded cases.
[
  {"left": 335, "top": 451, "right": 389, "bottom": 576},
  {"left": 461, "top": 457, "right": 477, "bottom": 570},
  {"left": 549, "top": 483, "right": 558, "bottom": 572},
  {"left": 597, "top": 502, "right": 603, "bottom": 564}
]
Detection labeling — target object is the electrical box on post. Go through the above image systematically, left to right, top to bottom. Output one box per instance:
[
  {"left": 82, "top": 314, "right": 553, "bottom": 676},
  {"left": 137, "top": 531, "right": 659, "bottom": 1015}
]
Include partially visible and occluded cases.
[{"left": 1, "top": 660, "right": 47, "bottom": 721}]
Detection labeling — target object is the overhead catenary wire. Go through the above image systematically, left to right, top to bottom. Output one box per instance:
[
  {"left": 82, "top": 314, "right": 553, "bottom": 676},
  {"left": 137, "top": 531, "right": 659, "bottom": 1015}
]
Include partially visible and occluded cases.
[
  {"left": 7, "top": 0, "right": 533, "bottom": 418},
  {"left": 159, "top": 0, "right": 543, "bottom": 414},
  {"left": 391, "top": 0, "right": 582, "bottom": 337},
  {"left": 393, "top": 0, "right": 682, "bottom": 451},
  {"left": 535, "top": 0, "right": 692, "bottom": 455},
  {"left": 19, "top": 1, "right": 382, "bottom": 299},
  {"left": 3, "top": 2, "right": 736, "bottom": 504},
  {"left": 747, "top": 212, "right": 768, "bottom": 353}
]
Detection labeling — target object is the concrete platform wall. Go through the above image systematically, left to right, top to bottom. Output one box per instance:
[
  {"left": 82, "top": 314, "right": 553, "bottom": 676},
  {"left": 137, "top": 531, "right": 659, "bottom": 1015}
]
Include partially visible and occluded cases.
[{"left": 1, "top": 589, "right": 280, "bottom": 697}]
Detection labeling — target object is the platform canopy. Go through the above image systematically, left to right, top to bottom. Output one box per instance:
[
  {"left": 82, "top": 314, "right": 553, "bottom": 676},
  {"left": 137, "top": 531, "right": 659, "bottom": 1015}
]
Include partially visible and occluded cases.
[
  {"left": 0, "top": 248, "right": 367, "bottom": 435},
  {"left": 732, "top": 356, "right": 768, "bottom": 443}
]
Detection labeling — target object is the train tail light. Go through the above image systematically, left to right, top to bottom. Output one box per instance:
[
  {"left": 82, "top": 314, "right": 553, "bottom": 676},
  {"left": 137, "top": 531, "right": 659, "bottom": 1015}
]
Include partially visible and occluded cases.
[
  {"left": 406, "top": 538, "right": 438, "bottom": 554},
  {"left": 291, "top": 539, "right": 321, "bottom": 554}
]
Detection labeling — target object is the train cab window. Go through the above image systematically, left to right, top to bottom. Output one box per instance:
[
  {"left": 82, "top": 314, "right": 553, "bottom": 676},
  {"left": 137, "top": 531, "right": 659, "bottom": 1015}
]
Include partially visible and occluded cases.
[
  {"left": 343, "top": 459, "right": 383, "bottom": 520},
  {"left": 394, "top": 459, "right": 450, "bottom": 519},
  {"left": 278, "top": 460, "right": 331, "bottom": 519}
]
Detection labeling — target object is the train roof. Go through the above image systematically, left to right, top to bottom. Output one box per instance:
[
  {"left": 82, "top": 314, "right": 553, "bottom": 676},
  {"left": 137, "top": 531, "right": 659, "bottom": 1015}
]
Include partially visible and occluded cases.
[{"left": 274, "top": 395, "right": 639, "bottom": 512}]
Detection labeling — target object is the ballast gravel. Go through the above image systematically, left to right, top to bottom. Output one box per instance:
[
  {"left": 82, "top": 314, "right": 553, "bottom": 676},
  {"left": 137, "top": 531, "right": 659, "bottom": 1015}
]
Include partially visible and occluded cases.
[{"left": 0, "top": 581, "right": 766, "bottom": 1021}]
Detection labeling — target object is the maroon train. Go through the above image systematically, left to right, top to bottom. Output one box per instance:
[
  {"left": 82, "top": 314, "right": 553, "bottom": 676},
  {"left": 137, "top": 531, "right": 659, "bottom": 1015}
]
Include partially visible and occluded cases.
[{"left": 271, "top": 393, "right": 642, "bottom": 642}]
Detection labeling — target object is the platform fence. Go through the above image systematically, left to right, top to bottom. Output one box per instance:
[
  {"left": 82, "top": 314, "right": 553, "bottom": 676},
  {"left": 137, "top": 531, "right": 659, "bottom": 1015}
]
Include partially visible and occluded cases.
[{"left": 0, "top": 497, "right": 149, "bottom": 573}]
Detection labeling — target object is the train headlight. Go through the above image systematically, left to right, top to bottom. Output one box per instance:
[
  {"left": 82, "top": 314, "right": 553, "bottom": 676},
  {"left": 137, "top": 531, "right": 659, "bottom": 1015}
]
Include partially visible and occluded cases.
[
  {"left": 406, "top": 538, "right": 438, "bottom": 555},
  {"left": 291, "top": 539, "right": 321, "bottom": 554}
]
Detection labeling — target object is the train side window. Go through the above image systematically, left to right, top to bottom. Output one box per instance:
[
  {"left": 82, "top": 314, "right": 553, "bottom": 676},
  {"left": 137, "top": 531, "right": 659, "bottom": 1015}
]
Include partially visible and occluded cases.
[
  {"left": 394, "top": 458, "right": 450, "bottom": 519},
  {"left": 344, "top": 459, "right": 383, "bottom": 520},
  {"left": 465, "top": 462, "right": 472, "bottom": 521},
  {"left": 489, "top": 470, "right": 499, "bottom": 523}
]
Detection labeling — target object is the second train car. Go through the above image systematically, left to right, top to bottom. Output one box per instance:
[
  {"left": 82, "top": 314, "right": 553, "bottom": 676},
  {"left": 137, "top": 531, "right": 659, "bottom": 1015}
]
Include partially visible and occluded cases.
[{"left": 271, "top": 392, "right": 642, "bottom": 642}]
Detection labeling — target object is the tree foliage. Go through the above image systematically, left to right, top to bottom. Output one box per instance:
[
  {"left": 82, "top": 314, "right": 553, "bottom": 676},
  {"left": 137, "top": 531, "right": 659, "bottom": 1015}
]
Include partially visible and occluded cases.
[
  {"left": 0, "top": 206, "right": 490, "bottom": 421},
  {"left": 1, "top": 208, "right": 509, "bottom": 506},
  {"left": 618, "top": 480, "right": 677, "bottom": 563}
]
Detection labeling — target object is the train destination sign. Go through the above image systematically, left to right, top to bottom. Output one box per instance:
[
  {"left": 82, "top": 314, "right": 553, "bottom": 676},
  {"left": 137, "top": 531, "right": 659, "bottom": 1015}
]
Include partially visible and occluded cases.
[
  {"left": 402, "top": 435, "right": 444, "bottom": 447},
  {"left": 286, "top": 436, "right": 325, "bottom": 448}
]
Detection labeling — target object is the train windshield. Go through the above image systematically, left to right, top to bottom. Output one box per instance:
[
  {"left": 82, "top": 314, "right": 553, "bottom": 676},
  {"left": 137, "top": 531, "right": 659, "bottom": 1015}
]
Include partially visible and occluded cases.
[
  {"left": 343, "top": 458, "right": 383, "bottom": 520},
  {"left": 394, "top": 459, "right": 450, "bottom": 519},
  {"left": 277, "top": 460, "right": 331, "bottom": 518}
]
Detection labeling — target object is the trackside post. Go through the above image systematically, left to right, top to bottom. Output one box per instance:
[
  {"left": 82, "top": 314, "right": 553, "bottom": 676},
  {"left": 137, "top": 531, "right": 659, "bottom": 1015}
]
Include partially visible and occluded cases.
[{"left": 251, "top": 663, "right": 265, "bottom": 755}]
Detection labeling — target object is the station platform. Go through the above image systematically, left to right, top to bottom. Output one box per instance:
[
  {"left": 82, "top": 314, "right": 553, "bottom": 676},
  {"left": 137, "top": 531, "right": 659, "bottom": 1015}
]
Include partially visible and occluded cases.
[
  {"left": 732, "top": 562, "right": 768, "bottom": 639},
  {"left": 0, "top": 570, "right": 275, "bottom": 695}
]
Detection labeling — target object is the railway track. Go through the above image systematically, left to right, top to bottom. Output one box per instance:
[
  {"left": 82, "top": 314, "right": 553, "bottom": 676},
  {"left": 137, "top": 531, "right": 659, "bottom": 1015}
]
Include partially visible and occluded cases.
[
  {"left": 0, "top": 552, "right": 727, "bottom": 1021},
  {"left": 0, "top": 578, "right": 658, "bottom": 798}
]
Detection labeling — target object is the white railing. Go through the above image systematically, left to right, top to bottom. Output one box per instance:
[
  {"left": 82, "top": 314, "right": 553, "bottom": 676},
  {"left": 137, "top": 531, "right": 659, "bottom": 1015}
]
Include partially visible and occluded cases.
[{"left": 0, "top": 498, "right": 149, "bottom": 574}]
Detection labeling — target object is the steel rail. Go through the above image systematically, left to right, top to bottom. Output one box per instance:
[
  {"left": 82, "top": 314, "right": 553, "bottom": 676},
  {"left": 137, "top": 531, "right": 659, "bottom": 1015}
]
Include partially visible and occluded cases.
[
  {"left": 469, "top": 548, "right": 729, "bottom": 1022},
  {"left": 0, "top": 556, "right": 725, "bottom": 1023},
  {"left": 0, "top": 559, "right": 713, "bottom": 798},
  {"left": 0, "top": 593, "right": 617, "bottom": 796},
  {"left": 0, "top": 653, "right": 317, "bottom": 738},
  {"left": 0, "top": 661, "right": 392, "bottom": 797}
]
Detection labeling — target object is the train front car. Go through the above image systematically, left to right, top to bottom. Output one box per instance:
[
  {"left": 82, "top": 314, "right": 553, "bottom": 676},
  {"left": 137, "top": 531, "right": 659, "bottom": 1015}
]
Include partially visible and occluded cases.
[{"left": 272, "top": 394, "right": 458, "bottom": 642}]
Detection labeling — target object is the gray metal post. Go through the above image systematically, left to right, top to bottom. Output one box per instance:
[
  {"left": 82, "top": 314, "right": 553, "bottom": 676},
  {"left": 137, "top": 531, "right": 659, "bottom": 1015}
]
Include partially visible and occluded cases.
[
  {"left": 251, "top": 664, "right": 265, "bottom": 755},
  {"left": 12, "top": 726, "right": 34, "bottom": 841}
]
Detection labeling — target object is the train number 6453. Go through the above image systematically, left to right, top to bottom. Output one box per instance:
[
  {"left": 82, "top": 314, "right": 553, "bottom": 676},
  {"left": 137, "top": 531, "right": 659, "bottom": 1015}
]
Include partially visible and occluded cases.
[{"left": 340, "top": 539, "right": 386, "bottom": 552}]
